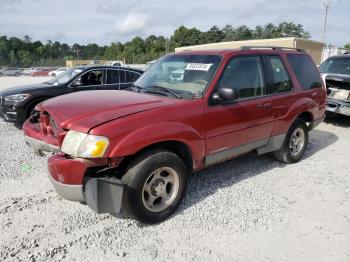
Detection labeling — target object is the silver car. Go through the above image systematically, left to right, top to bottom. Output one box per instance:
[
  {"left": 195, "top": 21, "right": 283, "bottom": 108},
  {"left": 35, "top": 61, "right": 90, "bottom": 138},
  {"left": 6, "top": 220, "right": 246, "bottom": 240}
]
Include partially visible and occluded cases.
[{"left": 0, "top": 67, "right": 22, "bottom": 76}]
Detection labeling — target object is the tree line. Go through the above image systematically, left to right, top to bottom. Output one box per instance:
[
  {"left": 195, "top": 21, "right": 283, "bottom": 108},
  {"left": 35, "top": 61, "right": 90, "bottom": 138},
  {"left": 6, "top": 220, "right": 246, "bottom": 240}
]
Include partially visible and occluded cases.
[{"left": 0, "top": 21, "right": 330, "bottom": 67}]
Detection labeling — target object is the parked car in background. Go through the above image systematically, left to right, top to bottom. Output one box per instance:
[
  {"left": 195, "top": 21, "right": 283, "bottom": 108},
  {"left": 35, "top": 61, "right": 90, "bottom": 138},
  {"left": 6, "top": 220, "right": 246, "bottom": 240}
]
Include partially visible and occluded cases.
[
  {"left": 23, "top": 47, "right": 326, "bottom": 223},
  {"left": 319, "top": 54, "right": 350, "bottom": 116},
  {"left": 104, "top": 61, "right": 124, "bottom": 67},
  {"left": 0, "top": 66, "right": 143, "bottom": 126},
  {"left": 0, "top": 67, "right": 22, "bottom": 76},
  {"left": 23, "top": 67, "right": 38, "bottom": 75},
  {"left": 49, "top": 67, "right": 68, "bottom": 77},
  {"left": 31, "top": 68, "right": 52, "bottom": 77}
]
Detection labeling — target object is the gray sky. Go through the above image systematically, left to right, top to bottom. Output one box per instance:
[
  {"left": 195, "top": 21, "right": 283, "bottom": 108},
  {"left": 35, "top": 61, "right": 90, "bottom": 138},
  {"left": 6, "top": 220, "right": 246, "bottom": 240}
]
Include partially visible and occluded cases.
[{"left": 0, "top": 0, "right": 348, "bottom": 47}]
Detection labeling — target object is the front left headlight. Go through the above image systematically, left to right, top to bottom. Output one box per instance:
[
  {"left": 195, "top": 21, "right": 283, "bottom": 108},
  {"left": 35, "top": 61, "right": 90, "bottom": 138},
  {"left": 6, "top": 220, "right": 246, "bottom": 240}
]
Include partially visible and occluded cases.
[
  {"left": 333, "top": 90, "right": 350, "bottom": 101},
  {"left": 4, "top": 94, "right": 31, "bottom": 102},
  {"left": 61, "top": 130, "right": 109, "bottom": 158}
]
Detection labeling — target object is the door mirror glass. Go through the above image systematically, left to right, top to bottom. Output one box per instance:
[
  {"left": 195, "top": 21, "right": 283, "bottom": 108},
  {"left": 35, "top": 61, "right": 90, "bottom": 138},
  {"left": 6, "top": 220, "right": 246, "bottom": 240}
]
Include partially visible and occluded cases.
[{"left": 218, "top": 87, "right": 237, "bottom": 100}]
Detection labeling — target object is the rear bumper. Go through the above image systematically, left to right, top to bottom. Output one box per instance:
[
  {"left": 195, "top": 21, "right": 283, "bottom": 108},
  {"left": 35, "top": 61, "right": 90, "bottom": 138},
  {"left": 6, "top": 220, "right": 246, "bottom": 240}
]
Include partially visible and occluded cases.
[{"left": 326, "top": 99, "right": 350, "bottom": 116}]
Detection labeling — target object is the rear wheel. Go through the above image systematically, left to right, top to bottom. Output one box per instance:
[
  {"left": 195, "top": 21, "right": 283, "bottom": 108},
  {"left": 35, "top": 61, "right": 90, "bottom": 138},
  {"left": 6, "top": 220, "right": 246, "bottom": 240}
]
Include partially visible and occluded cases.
[
  {"left": 273, "top": 118, "right": 308, "bottom": 164},
  {"left": 122, "top": 150, "right": 187, "bottom": 224}
]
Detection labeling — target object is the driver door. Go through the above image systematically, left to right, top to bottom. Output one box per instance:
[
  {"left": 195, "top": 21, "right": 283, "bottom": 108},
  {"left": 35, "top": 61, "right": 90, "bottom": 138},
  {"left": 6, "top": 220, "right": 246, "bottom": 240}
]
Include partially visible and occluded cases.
[{"left": 205, "top": 55, "right": 273, "bottom": 164}]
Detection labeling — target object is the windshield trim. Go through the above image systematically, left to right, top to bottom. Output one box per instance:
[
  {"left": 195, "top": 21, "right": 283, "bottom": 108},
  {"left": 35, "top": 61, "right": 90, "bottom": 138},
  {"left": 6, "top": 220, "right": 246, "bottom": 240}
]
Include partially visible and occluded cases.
[{"left": 201, "top": 54, "right": 224, "bottom": 98}]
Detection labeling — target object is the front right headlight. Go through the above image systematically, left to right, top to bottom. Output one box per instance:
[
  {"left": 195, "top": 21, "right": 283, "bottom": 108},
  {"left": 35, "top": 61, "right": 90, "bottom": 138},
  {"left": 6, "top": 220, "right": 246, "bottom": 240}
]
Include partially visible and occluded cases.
[{"left": 61, "top": 130, "right": 109, "bottom": 158}]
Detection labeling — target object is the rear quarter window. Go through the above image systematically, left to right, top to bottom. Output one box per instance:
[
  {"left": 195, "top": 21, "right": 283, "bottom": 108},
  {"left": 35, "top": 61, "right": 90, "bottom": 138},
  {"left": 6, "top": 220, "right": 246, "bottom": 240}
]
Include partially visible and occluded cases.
[{"left": 287, "top": 54, "right": 322, "bottom": 90}]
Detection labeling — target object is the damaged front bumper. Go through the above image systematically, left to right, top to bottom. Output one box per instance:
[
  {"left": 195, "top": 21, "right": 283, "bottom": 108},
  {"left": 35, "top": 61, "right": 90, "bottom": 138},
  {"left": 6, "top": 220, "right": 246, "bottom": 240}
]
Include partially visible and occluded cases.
[
  {"left": 326, "top": 98, "right": 350, "bottom": 116},
  {"left": 24, "top": 122, "right": 125, "bottom": 215},
  {"left": 24, "top": 135, "right": 60, "bottom": 156},
  {"left": 47, "top": 154, "right": 125, "bottom": 214}
]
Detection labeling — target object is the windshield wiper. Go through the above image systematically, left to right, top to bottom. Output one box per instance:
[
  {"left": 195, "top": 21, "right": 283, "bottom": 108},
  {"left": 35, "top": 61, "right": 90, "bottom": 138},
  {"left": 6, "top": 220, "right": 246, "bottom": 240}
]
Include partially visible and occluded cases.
[{"left": 146, "top": 85, "right": 182, "bottom": 99}]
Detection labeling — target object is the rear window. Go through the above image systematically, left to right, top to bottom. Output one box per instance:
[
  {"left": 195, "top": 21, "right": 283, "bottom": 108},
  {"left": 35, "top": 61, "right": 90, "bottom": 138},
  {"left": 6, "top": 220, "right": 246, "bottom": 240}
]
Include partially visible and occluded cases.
[{"left": 287, "top": 54, "right": 322, "bottom": 90}]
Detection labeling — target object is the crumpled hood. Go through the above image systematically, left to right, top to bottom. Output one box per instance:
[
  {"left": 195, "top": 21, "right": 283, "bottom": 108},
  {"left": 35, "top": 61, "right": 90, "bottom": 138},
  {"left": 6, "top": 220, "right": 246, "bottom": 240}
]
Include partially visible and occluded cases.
[
  {"left": 323, "top": 73, "right": 350, "bottom": 91},
  {"left": 39, "top": 90, "right": 179, "bottom": 133}
]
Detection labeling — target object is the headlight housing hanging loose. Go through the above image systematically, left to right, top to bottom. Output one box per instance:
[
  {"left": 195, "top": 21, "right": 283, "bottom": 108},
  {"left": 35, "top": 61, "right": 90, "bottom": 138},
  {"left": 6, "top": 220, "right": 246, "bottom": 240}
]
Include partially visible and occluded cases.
[{"left": 61, "top": 130, "right": 109, "bottom": 158}]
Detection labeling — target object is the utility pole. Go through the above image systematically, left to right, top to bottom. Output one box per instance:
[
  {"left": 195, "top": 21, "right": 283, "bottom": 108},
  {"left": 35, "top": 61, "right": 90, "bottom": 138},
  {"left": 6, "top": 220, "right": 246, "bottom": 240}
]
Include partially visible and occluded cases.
[
  {"left": 321, "top": 1, "right": 331, "bottom": 43},
  {"left": 165, "top": 38, "right": 169, "bottom": 54},
  {"left": 76, "top": 49, "right": 80, "bottom": 65}
]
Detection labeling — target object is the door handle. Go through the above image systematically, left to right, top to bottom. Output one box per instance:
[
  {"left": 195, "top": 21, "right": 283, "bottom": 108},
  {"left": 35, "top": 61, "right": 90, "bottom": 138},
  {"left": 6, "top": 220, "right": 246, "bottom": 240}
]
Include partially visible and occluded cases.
[{"left": 257, "top": 103, "right": 271, "bottom": 109}]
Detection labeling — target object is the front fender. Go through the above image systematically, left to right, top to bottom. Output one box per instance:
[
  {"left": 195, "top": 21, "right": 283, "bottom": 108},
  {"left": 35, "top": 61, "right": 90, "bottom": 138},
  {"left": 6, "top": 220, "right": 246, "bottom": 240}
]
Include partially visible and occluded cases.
[{"left": 106, "top": 121, "right": 205, "bottom": 165}]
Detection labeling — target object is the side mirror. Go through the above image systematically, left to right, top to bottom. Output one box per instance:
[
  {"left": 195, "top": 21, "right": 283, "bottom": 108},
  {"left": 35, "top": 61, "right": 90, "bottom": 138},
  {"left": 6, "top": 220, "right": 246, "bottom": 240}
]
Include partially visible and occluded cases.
[{"left": 218, "top": 87, "right": 237, "bottom": 100}]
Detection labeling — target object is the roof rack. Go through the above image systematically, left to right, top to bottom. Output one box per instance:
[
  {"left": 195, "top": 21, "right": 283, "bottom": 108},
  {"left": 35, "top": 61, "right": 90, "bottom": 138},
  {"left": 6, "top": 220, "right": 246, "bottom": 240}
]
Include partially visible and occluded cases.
[{"left": 240, "top": 46, "right": 306, "bottom": 52}]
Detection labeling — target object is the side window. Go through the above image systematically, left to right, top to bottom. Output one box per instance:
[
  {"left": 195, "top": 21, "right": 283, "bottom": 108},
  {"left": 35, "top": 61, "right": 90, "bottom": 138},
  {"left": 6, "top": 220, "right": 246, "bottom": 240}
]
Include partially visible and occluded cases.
[
  {"left": 287, "top": 54, "right": 322, "bottom": 90},
  {"left": 218, "top": 56, "right": 266, "bottom": 99},
  {"left": 265, "top": 56, "right": 292, "bottom": 94},
  {"left": 106, "top": 69, "right": 120, "bottom": 84},
  {"left": 79, "top": 70, "right": 104, "bottom": 86},
  {"left": 118, "top": 70, "right": 126, "bottom": 83},
  {"left": 124, "top": 71, "right": 140, "bottom": 83},
  {"left": 125, "top": 71, "right": 134, "bottom": 83}
]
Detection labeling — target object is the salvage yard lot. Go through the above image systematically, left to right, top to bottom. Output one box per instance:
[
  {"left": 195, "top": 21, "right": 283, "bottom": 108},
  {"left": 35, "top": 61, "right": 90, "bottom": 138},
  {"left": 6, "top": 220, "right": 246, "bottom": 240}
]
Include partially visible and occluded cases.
[{"left": 0, "top": 77, "right": 349, "bottom": 261}]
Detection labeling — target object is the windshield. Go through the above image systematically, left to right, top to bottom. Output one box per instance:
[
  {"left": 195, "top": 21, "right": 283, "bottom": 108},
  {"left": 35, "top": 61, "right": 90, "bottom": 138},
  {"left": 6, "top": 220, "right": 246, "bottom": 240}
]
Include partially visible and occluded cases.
[
  {"left": 133, "top": 54, "right": 222, "bottom": 98},
  {"left": 319, "top": 57, "right": 350, "bottom": 75},
  {"left": 45, "top": 68, "right": 84, "bottom": 85}
]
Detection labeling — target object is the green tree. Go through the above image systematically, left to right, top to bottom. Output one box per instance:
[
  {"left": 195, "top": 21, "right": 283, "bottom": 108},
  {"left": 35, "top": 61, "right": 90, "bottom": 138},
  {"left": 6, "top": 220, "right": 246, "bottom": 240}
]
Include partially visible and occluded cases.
[
  {"left": 171, "top": 26, "right": 202, "bottom": 47},
  {"left": 200, "top": 26, "right": 225, "bottom": 44},
  {"left": 17, "top": 50, "right": 32, "bottom": 67}
]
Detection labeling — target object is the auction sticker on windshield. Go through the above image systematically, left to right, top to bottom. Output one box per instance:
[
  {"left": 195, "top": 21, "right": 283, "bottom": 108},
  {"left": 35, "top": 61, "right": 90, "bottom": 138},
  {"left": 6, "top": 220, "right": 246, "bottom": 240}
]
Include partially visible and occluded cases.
[{"left": 186, "top": 63, "right": 213, "bottom": 71}]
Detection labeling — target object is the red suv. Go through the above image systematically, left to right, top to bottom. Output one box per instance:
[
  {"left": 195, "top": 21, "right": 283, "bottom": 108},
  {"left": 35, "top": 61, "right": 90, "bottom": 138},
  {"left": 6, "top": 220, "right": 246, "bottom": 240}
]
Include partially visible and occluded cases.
[{"left": 23, "top": 47, "right": 326, "bottom": 223}]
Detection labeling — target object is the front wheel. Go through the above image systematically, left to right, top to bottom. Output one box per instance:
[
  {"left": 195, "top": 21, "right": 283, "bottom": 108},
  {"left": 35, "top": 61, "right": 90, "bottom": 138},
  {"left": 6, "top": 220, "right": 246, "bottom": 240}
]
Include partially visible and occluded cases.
[
  {"left": 273, "top": 118, "right": 309, "bottom": 164},
  {"left": 122, "top": 150, "right": 187, "bottom": 224}
]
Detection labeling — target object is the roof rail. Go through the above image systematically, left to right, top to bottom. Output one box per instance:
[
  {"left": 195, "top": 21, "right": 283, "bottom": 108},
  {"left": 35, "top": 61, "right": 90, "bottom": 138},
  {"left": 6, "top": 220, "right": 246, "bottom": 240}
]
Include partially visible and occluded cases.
[{"left": 240, "top": 46, "right": 306, "bottom": 52}]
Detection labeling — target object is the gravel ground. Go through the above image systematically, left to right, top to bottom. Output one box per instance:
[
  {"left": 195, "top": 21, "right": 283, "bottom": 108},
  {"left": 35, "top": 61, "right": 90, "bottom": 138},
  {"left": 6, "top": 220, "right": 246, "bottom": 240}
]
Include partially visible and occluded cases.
[{"left": 0, "top": 77, "right": 350, "bottom": 261}]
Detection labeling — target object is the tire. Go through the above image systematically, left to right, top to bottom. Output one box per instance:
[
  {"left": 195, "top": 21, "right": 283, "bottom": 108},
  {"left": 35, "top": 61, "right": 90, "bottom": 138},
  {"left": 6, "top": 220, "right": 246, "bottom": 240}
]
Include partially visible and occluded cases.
[
  {"left": 15, "top": 72, "right": 20, "bottom": 77},
  {"left": 273, "top": 118, "right": 309, "bottom": 164},
  {"left": 122, "top": 150, "right": 188, "bottom": 224}
]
